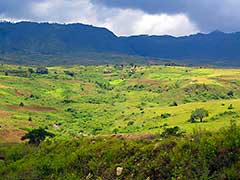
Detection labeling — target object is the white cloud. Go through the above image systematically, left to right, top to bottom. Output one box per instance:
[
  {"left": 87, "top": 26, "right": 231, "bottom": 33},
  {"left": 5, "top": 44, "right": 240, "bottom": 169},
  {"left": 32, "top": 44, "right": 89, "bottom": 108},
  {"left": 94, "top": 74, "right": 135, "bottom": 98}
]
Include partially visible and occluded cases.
[
  {"left": 0, "top": 0, "right": 199, "bottom": 36},
  {"left": 2, "top": 0, "right": 240, "bottom": 34},
  {"left": 31, "top": 0, "right": 99, "bottom": 24},
  {"left": 102, "top": 9, "right": 199, "bottom": 36},
  {"left": 0, "top": 14, "right": 20, "bottom": 22}
]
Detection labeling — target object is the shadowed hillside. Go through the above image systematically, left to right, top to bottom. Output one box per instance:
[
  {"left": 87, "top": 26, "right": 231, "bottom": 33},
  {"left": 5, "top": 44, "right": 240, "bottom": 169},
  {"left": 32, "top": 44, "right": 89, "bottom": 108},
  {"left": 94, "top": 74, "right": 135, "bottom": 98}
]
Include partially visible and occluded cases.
[
  {"left": 0, "top": 22, "right": 138, "bottom": 65},
  {"left": 1, "top": 22, "right": 240, "bottom": 66}
]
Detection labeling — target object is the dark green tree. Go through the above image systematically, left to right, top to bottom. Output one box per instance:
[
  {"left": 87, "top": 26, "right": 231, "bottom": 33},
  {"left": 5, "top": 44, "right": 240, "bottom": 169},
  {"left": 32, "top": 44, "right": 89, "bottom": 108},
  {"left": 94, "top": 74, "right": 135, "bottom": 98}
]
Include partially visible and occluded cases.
[
  {"left": 36, "top": 67, "right": 48, "bottom": 74},
  {"left": 28, "top": 68, "right": 34, "bottom": 74},
  {"left": 64, "top": 71, "right": 74, "bottom": 77},
  {"left": 227, "top": 90, "right": 234, "bottom": 97},
  {"left": 170, "top": 101, "right": 178, "bottom": 107},
  {"left": 190, "top": 108, "right": 209, "bottom": 123},
  {"left": 21, "top": 128, "right": 55, "bottom": 145},
  {"left": 112, "top": 128, "right": 119, "bottom": 134}
]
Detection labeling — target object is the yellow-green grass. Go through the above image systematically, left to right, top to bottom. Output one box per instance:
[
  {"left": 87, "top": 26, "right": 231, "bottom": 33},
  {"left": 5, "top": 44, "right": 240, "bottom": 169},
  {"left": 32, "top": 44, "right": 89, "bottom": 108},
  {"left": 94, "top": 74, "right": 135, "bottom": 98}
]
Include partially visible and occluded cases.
[{"left": 1, "top": 64, "right": 240, "bottom": 143}]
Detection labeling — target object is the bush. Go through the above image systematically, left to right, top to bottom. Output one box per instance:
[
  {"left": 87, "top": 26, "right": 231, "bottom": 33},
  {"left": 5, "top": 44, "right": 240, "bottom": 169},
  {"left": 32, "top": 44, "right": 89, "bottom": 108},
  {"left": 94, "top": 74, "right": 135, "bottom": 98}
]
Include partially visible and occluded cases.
[
  {"left": 36, "top": 67, "right": 48, "bottom": 74},
  {"left": 28, "top": 68, "right": 34, "bottom": 74},
  {"left": 64, "top": 71, "right": 74, "bottom": 77},
  {"left": 227, "top": 91, "right": 234, "bottom": 97},
  {"left": 170, "top": 101, "right": 178, "bottom": 107},
  {"left": 228, "top": 104, "right": 234, "bottom": 110},
  {"left": 161, "top": 113, "right": 171, "bottom": 119},
  {"left": 127, "top": 121, "right": 134, "bottom": 126},
  {"left": 160, "top": 126, "right": 185, "bottom": 138},
  {"left": 112, "top": 128, "right": 118, "bottom": 134}
]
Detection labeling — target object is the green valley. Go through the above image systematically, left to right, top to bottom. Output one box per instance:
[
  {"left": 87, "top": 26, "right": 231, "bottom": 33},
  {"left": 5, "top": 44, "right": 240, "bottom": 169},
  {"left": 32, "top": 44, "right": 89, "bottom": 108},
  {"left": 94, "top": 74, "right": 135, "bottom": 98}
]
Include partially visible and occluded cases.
[
  {"left": 0, "top": 64, "right": 240, "bottom": 142},
  {"left": 2, "top": 64, "right": 240, "bottom": 179}
]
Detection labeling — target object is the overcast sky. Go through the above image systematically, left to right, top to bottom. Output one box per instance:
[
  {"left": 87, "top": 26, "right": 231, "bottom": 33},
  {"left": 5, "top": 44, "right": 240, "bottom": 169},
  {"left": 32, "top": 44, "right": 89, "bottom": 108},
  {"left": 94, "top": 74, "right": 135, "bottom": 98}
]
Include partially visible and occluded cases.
[{"left": 0, "top": 0, "right": 240, "bottom": 36}]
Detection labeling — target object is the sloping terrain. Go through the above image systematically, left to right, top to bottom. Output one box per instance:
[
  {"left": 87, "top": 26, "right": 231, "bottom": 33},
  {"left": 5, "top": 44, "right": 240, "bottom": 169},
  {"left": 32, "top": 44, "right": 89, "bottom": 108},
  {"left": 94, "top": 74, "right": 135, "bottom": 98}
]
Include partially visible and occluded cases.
[
  {"left": 1, "top": 22, "right": 240, "bottom": 65},
  {"left": 1, "top": 64, "right": 240, "bottom": 142},
  {"left": 1, "top": 64, "right": 240, "bottom": 179},
  {"left": 1, "top": 123, "right": 240, "bottom": 179}
]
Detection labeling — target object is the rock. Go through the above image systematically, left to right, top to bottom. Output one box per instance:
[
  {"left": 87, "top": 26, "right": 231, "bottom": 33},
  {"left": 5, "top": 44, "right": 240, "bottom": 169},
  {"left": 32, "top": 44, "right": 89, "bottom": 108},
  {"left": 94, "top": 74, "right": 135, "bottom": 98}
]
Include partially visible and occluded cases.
[
  {"left": 52, "top": 124, "right": 60, "bottom": 129},
  {"left": 154, "top": 142, "right": 161, "bottom": 150},
  {"left": 116, "top": 167, "right": 123, "bottom": 176},
  {"left": 86, "top": 173, "right": 93, "bottom": 180}
]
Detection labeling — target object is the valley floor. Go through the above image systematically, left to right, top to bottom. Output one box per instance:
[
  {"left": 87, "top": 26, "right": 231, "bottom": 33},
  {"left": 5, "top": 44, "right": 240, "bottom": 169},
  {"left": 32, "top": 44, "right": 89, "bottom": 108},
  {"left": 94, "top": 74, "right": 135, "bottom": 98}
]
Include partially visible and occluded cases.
[
  {"left": 0, "top": 64, "right": 240, "bottom": 142},
  {"left": 1, "top": 64, "right": 240, "bottom": 179}
]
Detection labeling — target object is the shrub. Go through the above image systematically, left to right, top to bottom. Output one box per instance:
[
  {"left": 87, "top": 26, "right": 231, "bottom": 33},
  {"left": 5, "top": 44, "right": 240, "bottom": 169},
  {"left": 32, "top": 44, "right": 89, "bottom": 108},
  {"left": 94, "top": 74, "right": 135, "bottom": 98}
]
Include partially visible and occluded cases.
[
  {"left": 36, "top": 67, "right": 48, "bottom": 74},
  {"left": 28, "top": 68, "right": 34, "bottom": 74},
  {"left": 64, "top": 71, "right": 74, "bottom": 77},
  {"left": 227, "top": 91, "right": 234, "bottom": 97},
  {"left": 170, "top": 101, "right": 178, "bottom": 107},
  {"left": 228, "top": 104, "right": 234, "bottom": 110},
  {"left": 161, "top": 113, "right": 171, "bottom": 119},
  {"left": 127, "top": 121, "right": 134, "bottom": 126},
  {"left": 160, "top": 126, "right": 185, "bottom": 138},
  {"left": 112, "top": 128, "right": 118, "bottom": 134}
]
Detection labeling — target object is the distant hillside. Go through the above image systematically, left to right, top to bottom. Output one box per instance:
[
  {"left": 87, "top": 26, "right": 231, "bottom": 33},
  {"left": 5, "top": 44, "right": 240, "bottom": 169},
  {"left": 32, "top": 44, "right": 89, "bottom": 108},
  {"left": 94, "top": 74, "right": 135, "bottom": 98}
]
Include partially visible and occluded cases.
[
  {"left": 0, "top": 22, "right": 240, "bottom": 66},
  {"left": 0, "top": 22, "right": 140, "bottom": 65},
  {"left": 123, "top": 31, "right": 240, "bottom": 66}
]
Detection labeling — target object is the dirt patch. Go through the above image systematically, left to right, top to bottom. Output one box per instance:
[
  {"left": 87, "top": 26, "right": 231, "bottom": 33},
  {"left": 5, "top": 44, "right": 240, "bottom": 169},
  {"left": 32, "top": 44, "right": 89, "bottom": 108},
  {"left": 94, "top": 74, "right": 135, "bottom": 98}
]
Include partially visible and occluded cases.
[
  {"left": 217, "top": 75, "right": 240, "bottom": 80},
  {"left": 130, "top": 78, "right": 161, "bottom": 86},
  {"left": 81, "top": 83, "right": 95, "bottom": 94},
  {"left": 84, "top": 83, "right": 95, "bottom": 88},
  {"left": 15, "top": 89, "right": 32, "bottom": 97},
  {"left": 15, "top": 90, "right": 25, "bottom": 96},
  {"left": 82, "top": 90, "right": 92, "bottom": 95},
  {"left": 9, "top": 105, "right": 57, "bottom": 112},
  {"left": 0, "top": 110, "right": 10, "bottom": 117},
  {"left": 0, "top": 128, "right": 27, "bottom": 143},
  {"left": 111, "top": 133, "right": 155, "bottom": 140}
]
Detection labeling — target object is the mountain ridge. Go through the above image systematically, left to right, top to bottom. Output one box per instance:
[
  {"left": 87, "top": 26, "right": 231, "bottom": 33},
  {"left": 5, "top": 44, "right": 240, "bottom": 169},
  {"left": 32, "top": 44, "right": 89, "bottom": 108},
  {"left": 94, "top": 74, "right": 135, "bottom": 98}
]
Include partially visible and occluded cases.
[{"left": 0, "top": 21, "right": 240, "bottom": 66}]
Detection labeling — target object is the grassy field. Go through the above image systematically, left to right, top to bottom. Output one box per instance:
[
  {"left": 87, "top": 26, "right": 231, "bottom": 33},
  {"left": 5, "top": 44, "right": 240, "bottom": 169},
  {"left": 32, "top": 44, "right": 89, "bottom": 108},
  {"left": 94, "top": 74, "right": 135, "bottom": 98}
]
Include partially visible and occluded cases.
[{"left": 1, "top": 64, "right": 240, "bottom": 143}]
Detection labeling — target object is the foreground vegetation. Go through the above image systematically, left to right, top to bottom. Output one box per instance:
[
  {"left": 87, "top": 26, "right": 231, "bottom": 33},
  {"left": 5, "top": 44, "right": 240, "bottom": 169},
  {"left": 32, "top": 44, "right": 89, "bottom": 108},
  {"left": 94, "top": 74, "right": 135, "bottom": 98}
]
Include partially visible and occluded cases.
[{"left": 1, "top": 121, "right": 240, "bottom": 179}]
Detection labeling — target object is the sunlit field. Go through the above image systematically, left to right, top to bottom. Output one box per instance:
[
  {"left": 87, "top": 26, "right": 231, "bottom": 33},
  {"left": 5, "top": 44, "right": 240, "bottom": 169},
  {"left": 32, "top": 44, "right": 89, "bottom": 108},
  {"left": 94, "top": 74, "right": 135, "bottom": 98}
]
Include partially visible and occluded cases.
[{"left": 1, "top": 64, "right": 240, "bottom": 143}]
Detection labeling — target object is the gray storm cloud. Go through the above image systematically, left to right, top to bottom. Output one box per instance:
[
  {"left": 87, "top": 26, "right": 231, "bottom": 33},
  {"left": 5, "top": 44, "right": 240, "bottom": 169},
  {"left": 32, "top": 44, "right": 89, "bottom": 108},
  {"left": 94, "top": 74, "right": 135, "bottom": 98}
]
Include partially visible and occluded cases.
[
  {"left": 0, "top": 0, "right": 239, "bottom": 35},
  {"left": 0, "top": 0, "right": 38, "bottom": 18},
  {"left": 93, "top": 0, "right": 240, "bottom": 33}
]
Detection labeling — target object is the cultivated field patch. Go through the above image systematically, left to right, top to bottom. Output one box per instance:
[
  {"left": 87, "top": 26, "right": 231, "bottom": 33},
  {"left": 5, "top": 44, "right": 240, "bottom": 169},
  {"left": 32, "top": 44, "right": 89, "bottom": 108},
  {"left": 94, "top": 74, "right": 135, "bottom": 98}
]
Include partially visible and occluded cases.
[{"left": 9, "top": 106, "right": 57, "bottom": 112}]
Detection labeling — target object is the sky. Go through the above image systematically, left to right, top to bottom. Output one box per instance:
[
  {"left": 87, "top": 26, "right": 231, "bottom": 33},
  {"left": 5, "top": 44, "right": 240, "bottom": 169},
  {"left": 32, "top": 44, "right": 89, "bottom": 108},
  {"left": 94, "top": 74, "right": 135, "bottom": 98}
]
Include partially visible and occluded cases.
[{"left": 0, "top": 0, "right": 240, "bottom": 36}]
